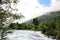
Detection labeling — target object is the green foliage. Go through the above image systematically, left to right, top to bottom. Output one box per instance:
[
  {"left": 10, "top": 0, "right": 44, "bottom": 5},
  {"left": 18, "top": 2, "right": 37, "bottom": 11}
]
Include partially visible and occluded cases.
[
  {"left": 0, "top": 0, "right": 22, "bottom": 40},
  {"left": 13, "top": 0, "right": 18, "bottom": 3},
  {"left": 37, "top": 11, "right": 60, "bottom": 37},
  {"left": 33, "top": 18, "right": 39, "bottom": 26},
  {"left": 8, "top": 23, "right": 35, "bottom": 30}
]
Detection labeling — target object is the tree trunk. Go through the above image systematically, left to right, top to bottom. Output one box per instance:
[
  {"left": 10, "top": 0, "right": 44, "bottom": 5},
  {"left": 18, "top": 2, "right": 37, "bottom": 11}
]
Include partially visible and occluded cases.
[
  {"left": 0, "top": 18, "right": 5, "bottom": 40},
  {"left": 0, "top": 19, "right": 2, "bottom": 27},
  {"left": 0, "top": 29, "right": 6, "bottom": 40},
  {"left": 0, "top": 29, "right": 5, "bottom": 40},
  {"left": 56, "top": 32, "right": 60, "bottom": 40},
  {"left": 56, "top": 34, "right": 60, "bottom": 40}
]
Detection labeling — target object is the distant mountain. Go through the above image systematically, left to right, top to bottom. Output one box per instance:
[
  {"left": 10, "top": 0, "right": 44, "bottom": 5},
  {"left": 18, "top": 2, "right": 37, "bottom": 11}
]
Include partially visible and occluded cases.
[
  {"left": 24, "top": 11, "right": 60, "bottom": 24},
  {"left": 38, "top": 11, "right": 60, "bottom": 22}
]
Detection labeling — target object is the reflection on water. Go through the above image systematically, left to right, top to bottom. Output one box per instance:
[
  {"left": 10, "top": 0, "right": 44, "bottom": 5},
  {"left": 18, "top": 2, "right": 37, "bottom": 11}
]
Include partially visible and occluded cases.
[{"left": 6, "top": 30, "right": 56, "bottom": 40}]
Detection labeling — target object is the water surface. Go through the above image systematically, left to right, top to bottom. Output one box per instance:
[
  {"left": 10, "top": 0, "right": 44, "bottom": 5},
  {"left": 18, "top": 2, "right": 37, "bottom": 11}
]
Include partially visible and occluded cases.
[{"left": 7, "top": 30, "right": 56, "bottom": 40}]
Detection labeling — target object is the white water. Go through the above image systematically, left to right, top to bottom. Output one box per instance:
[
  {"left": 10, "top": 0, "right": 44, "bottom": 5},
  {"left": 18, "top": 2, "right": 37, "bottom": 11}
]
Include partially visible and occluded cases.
[{"left": 6, "top": 30, "right": 56, "bottom": 40}]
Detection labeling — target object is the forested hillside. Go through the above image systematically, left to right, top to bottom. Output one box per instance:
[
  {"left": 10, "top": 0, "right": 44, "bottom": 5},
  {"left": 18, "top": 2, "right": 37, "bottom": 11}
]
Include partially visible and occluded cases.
[{"left": 7, "top": 11, "right": 60, "bottom": 40}]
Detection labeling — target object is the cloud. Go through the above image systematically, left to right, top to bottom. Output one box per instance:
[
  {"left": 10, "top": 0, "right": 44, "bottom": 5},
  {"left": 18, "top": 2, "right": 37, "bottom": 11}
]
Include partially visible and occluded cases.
[
  {"left": 15, "top": 0, "right": 60, "bottom": 23},
  {"left": 45, "top": 0, "right": 60, "bottom": 12}
]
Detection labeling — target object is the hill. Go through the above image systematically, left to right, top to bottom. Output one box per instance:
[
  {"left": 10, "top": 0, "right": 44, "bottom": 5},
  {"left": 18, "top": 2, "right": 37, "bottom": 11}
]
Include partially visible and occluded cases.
[{"left": 25, "top": 11, "right": 60, "bottom": 24}]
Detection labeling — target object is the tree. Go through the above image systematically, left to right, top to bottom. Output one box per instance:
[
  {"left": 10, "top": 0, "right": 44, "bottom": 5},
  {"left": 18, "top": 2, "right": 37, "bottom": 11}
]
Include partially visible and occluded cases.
[
  {"left": 0, "top": 0, "right": 24, "bottom": 40},
  {"left": 38, "top": 12, "right": 60, "bottom": 39},
  {"left": 33, "top": 18, "right": 39, "bottom": 26},
  {"left": 33, "top": 18, "right": 39, "bottom": 30}
]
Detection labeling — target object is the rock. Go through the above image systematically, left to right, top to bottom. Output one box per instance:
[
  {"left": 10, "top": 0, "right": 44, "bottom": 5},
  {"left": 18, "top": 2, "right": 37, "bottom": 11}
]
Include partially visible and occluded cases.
[{"left": 50, "top": 36, "right": 56, "bottom": 39}]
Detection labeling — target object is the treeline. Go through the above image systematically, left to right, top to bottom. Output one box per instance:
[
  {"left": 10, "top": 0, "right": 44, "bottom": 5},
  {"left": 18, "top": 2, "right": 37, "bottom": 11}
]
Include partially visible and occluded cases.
[{"left": 8, "top": 23, "right": 35, "bottom": 30}]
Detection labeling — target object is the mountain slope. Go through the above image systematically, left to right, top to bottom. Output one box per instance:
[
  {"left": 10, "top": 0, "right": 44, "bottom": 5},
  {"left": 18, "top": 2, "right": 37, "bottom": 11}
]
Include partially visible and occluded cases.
[{"left": 25, "top": 11, "right": 60, "bottom": 24}]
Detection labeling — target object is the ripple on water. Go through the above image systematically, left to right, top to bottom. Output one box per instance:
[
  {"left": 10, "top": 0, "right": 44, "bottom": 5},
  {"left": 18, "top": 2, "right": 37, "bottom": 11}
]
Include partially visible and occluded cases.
[{"left": 6, "top": 30, "right": 56, "bottom": 40}]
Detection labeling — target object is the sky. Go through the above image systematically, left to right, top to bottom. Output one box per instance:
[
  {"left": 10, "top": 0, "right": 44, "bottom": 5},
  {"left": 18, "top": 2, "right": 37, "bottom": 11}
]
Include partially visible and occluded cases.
[
  {"left": 13, "top": 0, "right": 60, "bottom": 23},
  {"left": 38, "top": 0, "right": 51, "bottom": 6}
]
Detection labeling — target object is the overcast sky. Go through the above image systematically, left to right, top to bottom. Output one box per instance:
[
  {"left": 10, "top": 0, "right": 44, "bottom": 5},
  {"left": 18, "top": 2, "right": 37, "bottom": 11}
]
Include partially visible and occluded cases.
[{"left": 13, "top": 0, "right": 60, "bottom": 23}]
